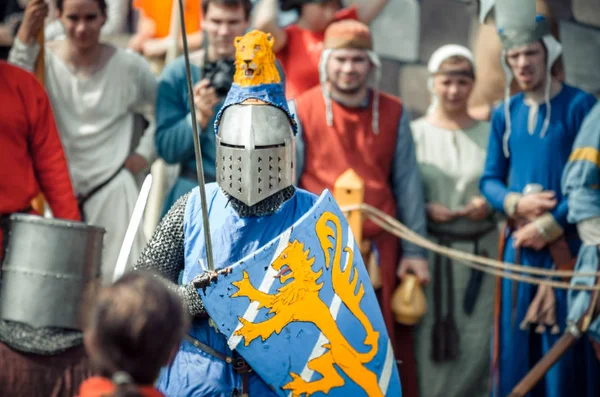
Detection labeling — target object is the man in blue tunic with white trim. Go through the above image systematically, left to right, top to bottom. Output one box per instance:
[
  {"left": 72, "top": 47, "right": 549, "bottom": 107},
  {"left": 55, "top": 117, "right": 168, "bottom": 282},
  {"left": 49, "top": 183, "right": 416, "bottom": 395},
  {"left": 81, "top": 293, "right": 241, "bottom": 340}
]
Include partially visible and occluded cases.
[
  {"left": 478, "top": 2, "right": 598, "bottom": 396},
  {"left": 134, "top": 29, "right": 401, "bottom": 397}
]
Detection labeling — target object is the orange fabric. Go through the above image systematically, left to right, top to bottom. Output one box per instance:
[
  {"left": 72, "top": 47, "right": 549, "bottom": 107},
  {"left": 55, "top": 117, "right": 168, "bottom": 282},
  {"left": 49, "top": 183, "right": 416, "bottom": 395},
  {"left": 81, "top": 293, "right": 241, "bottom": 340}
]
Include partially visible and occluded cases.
[
  {"left": 133, "top": 0, "right": 202, "bottom": 38},
  {"left": 277, "top": 6, "right": 358, "bottom": 99},
  {"left": 323, "top": 19, "right": 373, "bottom": 50},
  {"left": 277, "top": 25, "right": 324, "bottom": 99},
  {"left": 296, "top": 87, "right": 402, "bottom": 239},
  {"left": 77, "top": 377, "right": 164, "bottom": 397}
]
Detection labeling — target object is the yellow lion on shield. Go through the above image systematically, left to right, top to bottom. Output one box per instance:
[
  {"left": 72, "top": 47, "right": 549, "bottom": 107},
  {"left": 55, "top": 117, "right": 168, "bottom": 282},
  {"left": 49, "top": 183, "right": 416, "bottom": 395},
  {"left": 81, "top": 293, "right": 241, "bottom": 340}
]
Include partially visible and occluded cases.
[
  {"left": 233, "top": 30, "right": 281, "bottom": 87},
  {"left": 231, "top": 212, "right": 383, "bottom": 397}
]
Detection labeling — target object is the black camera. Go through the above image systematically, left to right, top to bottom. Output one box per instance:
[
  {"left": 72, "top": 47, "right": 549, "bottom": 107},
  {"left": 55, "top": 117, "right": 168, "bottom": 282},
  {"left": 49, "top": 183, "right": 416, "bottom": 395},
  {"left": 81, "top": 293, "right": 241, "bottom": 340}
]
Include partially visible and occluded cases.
[{"left": 203, "top": 59, "right": 236, "bottom": 98}]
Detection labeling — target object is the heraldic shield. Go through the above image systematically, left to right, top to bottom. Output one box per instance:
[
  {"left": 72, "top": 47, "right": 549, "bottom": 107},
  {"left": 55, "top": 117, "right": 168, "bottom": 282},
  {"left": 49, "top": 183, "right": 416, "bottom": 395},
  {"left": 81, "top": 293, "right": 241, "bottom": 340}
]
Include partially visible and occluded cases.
[{"left": 202, "top": 190, "right": 402, "bottom": 397}]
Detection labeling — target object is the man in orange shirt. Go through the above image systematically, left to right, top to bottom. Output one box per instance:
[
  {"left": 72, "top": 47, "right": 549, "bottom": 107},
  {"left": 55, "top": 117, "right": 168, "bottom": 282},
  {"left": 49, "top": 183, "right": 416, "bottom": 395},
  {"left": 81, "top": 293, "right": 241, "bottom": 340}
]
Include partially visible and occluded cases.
[
  {"left": 129, "top": 0, "right": 204, "bottom": 58},
  {"left": 254, "top": 0, "right": 388, "bottom": 99},
  {"left": 292, "top": 20, "right": 428, "bottom": 397}
]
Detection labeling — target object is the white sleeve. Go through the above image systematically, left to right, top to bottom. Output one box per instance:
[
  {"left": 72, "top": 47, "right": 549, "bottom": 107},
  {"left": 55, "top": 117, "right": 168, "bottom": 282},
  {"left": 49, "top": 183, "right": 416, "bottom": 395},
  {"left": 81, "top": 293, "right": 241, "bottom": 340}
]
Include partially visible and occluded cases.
[
  {"left": 101, "top": 0, "right": 130, "bottom": 36},
  {"left": 7, "top": 37, "right": 40, "bottom": 72},
  {"left": 131, "top": 54, "right": 158, "bottom": 164},
  {"left": 576, "top": 217, "right": 600, "bottom": 245}
]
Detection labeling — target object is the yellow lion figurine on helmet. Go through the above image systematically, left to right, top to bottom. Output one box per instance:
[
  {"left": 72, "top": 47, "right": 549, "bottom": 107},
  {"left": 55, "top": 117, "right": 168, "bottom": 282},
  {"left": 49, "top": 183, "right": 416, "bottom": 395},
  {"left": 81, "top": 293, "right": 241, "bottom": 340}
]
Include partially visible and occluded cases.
[{"left": 234, "top": 30, "right": 281, "bottom": 87}]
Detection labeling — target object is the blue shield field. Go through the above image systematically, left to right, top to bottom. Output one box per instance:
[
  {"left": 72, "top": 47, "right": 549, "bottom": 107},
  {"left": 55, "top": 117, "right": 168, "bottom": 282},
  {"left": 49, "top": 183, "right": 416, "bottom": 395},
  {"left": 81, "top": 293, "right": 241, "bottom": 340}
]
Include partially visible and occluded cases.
[{"left": 203, "top": 190, "right": 401, "bottom": 397}]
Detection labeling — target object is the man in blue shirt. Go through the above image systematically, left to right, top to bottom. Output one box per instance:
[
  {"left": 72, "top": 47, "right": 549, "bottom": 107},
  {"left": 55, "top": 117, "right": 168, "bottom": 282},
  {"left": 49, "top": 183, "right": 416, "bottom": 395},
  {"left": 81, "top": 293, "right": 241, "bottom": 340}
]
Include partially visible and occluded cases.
[
  {"left": 155, "top": 0, "right": 252, "bottom": 216},
  {"left": 479, "top": 11, "right": 598, "bottom": 397}
]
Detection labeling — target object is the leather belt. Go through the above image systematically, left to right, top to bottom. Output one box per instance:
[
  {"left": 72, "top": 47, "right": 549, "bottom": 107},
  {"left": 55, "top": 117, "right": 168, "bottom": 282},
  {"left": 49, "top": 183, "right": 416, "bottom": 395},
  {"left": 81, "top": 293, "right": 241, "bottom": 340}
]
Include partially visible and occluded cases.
[
  {"left": 76, "top": 166, "right": 124, "bottom": 221},
  {"left": 507, "top": 218, "right": 577, "bottom": 278},
  {"left": 429, "top": 223, "right": 496, "bottom": 363},
  {"left": 184, "top": 334, "right": 252, "bottom": 396},
  {"left": 184, "top": 334, "right": 251, "bottom": 374}
]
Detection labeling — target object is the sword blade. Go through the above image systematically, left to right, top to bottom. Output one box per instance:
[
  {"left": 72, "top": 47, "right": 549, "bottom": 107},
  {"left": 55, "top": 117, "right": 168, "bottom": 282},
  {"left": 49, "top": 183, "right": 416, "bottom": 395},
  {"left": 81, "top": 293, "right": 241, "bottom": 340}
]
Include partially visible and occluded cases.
[
  {"left": 176, "top": 0, "right": 215, "bottom": 272},
  {"left": 113, "top": 174, "right": 153, "bottom": 282}
]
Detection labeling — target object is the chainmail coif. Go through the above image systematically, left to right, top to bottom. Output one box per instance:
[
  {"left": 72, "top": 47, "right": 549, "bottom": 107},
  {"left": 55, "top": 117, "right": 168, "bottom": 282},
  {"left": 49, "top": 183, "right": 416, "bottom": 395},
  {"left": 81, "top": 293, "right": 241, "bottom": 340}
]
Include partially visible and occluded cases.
[
  {"left": 226, "top": 186, "right": 296, "bottom": 217},
  {"left": 0, "top": 320, "right": 83, "bottom": 355}
]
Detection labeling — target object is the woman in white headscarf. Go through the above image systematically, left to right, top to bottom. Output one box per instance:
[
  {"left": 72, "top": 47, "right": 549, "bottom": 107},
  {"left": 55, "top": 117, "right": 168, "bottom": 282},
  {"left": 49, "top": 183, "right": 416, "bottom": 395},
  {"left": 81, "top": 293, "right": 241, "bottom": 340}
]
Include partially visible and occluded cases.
[{"left": 411, "top": 44, "right": 499, "bottom": 397}]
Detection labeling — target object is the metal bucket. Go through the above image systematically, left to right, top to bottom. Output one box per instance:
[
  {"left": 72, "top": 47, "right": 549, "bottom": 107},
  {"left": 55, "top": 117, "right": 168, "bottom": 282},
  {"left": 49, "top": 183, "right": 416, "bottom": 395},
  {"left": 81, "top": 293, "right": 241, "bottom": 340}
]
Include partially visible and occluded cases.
[{"left": 0, "top": 214, "right": 105, "bottom": 330}]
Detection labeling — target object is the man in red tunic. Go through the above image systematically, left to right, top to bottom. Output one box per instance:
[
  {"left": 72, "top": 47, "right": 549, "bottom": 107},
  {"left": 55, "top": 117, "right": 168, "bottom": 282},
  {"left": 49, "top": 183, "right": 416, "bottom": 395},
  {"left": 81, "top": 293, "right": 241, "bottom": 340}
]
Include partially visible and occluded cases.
[
  {"left": 291, "top": 19, "right": 429, "bottom": 397},
  {"left": 0, "top": 60, "right": 80, "bottom": 257},
  {"left": 0, "top": 61, "right": 90, "bottom": 396}
]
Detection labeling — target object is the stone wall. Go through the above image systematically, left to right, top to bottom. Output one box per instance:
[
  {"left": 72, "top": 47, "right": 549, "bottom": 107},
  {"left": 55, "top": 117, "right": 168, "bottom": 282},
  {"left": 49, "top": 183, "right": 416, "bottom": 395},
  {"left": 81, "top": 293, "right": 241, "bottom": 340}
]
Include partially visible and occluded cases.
[
  {"left": 361, "top": 0, "right": 600, "bottom": 119},
  {"left": 364, "top": 0, "right": 478, "bottom": 119}
]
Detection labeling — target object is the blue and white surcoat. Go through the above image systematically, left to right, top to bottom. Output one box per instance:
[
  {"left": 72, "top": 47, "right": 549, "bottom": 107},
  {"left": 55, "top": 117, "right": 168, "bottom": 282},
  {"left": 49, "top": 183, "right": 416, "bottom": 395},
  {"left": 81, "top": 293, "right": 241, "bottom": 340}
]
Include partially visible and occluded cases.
[{"left": 156, "top": 183, "right": 318, "bottom": 396}]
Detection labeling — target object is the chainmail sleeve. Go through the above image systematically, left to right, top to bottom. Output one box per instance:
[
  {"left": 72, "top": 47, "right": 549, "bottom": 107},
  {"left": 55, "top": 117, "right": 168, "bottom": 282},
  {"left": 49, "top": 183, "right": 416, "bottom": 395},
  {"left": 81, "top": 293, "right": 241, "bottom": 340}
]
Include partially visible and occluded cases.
[{"left": 134, "top": 192, "right": 206, "bottom": 317}]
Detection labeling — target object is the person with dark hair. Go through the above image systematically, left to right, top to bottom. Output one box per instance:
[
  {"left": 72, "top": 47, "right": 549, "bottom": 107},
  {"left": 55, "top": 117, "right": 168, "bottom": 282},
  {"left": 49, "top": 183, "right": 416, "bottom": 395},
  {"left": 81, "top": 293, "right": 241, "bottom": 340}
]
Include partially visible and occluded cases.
[
  {"left": 9, "top": 0, "right": 158, "bottom": 283},
  {"left": 45, "top": 0, "right": 130, "bottom": 41},
  {"left": 155, "top": 0, "right": 255, "bottom": 217},
  {"left": 253, "top": 0, "right": 388, "bottom": 99},
  {"left": 467, "top": 0, "right": 564, "bottom": 121},
  {"left": 479, "top": 3, "right": 598, "bottom": 396},
  {"left": 76, "top": 271, "right": 189, "bottom": 397}
]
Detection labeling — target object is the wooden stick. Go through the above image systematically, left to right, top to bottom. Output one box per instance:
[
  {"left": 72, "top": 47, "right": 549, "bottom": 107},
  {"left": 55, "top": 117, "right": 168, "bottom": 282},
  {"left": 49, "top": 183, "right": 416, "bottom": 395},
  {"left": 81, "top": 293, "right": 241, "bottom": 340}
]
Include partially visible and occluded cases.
[
  {"left": 143, "top": 0, "right": 185, "bottom": 237},
  {"left": 166, "top": 0, "right": 183, "bottom": 63},
  {"left": 31, "top": 23, "right": 47, "bottom": 215},
  {"left": 34, "top": 27, "right": 45, "bottom": 85},
  {"left": 333, "top": 169, "right": 364, "bottom": 245},
  {"left": 333, "top": 169, "right": 382, "bottom": 288},
  {"left": 509, "top": 275, "right": 600, "bottom": 396},
  {"left": 508, "top": 330, "right": 579, "bottom": 397}
]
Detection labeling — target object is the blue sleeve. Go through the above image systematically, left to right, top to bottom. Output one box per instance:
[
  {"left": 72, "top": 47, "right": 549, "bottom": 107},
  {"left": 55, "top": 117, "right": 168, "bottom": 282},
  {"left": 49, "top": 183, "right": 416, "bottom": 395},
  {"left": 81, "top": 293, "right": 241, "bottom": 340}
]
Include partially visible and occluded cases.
[
  {"left": 155, "top": 59, "right": 202, "bottom": 165},
  {"left": 567, "top": 92, "right": 598, "bottom": 141},
  {"left": 562, "top": 102, "right": 600, "bottom": 224},
  {"left": 479, "top": 106, "right": 512, "bottom": 213},
  {"left": 391, "top": 111, "right": 428, "bottom": 259},
  {"left": 550, "top": 200, "right": 569, "bottom": 228},
  {"left": 567, "top": 245, "right": 600, "bottom": 343}
]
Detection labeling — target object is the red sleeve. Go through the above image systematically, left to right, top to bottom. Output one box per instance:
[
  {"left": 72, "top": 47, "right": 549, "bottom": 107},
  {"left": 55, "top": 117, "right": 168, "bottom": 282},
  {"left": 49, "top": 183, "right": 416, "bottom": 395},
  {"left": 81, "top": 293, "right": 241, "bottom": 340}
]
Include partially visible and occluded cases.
[
  {"left": 333, "top": 6, "right": 359, "bottom": 22},
  {"left": 28, "top": 80, "right": 81, "bottom": 221}
]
